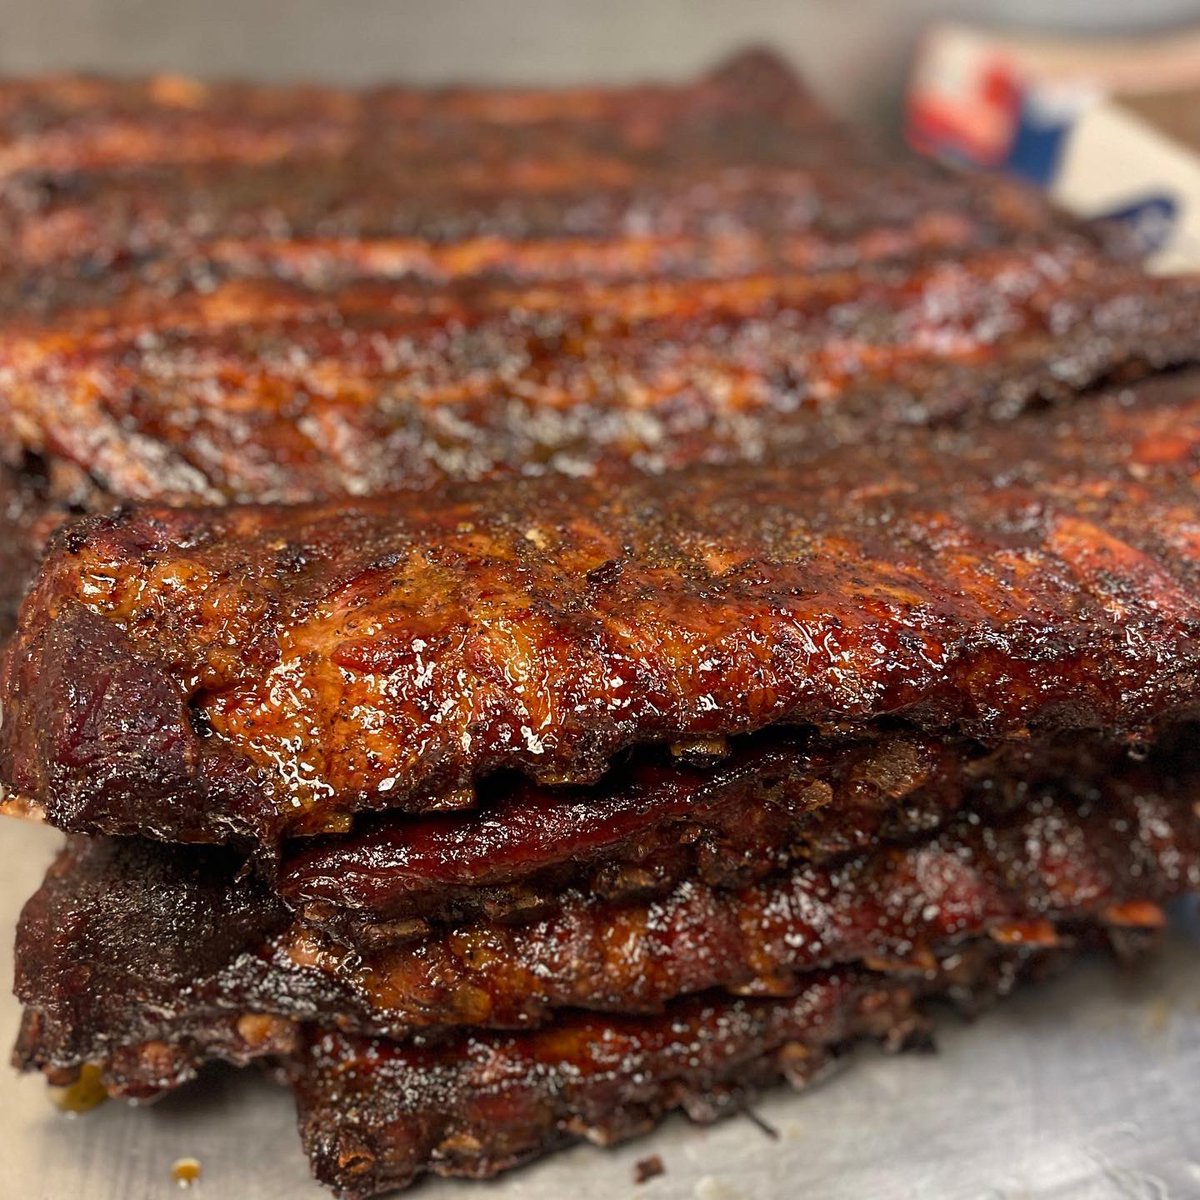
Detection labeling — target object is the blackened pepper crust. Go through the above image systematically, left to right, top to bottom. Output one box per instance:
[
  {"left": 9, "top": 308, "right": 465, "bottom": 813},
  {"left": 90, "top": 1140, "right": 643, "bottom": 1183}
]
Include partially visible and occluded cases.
[
  {"left": 5, "top": 373, "right": 1200, "bottom": 845},
  {"left": 14, "top": 770, "right": 1197, "bottom": 1076}
]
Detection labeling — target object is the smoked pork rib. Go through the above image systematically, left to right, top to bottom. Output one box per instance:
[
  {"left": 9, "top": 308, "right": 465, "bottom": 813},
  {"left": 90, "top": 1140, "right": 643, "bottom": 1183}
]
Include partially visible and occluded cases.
[
  {"left": 0, "top": 50, "right": 853, "bottom": 285},
  {"left": 0, "top": 51, "right": 1102, "bottom": 304},
  {"left": 0, "top": 55, "right": 1186, "bottom": 507},
  {"left": 0, "top": 55, "right": 1153, "bottom": 626},
  {"left": 5, "top": 243, "right": 1199, "bottom": 506},
  {"left": 5, "top": 371, "right": 1200, "bottom": 846},
  {"left": 280, "top": 728, "right": 1180, "bottom": 934},
  {"left": 280, "top": 729, "right": 991, "bottom": 932},
  {"left": 15, "top": 774, "right": 1198, "bottom": 1082},
  {"left": 275, "top": 780, "right": 1198, "bottom": 1033},
  {"left": 17, "top": 928, "right": 1081, "bottom": 1191},
  {"left": 288, "top": 941, "right": 1076, "bottom": 1199}
]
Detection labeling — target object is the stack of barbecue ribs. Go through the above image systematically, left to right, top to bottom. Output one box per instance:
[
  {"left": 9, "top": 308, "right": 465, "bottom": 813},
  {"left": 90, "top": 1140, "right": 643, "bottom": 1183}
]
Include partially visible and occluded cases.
[{"left": 1, "top": 50, "right": 1199, "bottom": 1199}]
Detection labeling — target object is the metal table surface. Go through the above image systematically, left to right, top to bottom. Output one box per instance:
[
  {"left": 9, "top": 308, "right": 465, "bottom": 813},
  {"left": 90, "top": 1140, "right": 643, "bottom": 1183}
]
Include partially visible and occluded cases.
[{"left": 1, "top": 818, "right": 1198, "bottom": 1200}]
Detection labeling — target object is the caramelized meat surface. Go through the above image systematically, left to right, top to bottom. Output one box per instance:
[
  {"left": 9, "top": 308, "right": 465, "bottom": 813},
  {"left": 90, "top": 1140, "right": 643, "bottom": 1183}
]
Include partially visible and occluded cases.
[
  {"left": 0, "top": 50, "right": 1114, "bottom": 299},
  {"left": 5, "top": 54, "right": 1200, "bottom": 1200},
  {"left": 0, "top": 56, "right": 1167, "bottom": 673},
  {"left": 5, "top": 373, "right": 1200, "bottom": 845},
  {"left": 280, "top": 730, "right": 980, "bottom": 931},
  {"left": 16, "top": 771, "right": 1197, "bottom": 1079},
  {"left": 275, "top": 771, "right": 1200, "bottom": 1030},
  {"left": 283, "top": 780, "right": 1195, "bottom": 1032}
]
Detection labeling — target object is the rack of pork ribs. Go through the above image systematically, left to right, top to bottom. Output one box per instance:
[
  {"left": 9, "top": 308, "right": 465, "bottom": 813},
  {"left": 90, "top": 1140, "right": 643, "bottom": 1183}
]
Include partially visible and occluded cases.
[{"left": 2, "top": 50, "right": 1200, "bottom": 1200}]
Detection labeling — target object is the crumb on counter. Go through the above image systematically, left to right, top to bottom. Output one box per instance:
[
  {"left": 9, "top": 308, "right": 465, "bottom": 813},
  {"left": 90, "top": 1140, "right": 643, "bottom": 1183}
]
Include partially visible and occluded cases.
[{"left": 634, "top": 1154, "right": 666, "bottom": 1184}]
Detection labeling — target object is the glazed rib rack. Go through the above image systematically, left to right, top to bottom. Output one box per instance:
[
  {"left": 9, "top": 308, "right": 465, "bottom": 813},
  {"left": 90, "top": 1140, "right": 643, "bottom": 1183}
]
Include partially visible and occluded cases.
[
  {"left": 1, "top": 51, "right": 1200, "bottom": 1200},
  {"left": 8, "top": 370, "right": 1200, "bottom": 1195}
]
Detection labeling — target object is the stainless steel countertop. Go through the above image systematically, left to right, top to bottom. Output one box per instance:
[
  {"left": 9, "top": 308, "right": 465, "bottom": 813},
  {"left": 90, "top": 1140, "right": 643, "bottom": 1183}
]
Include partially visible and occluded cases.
[{"left": 1, "top": 817, "right": 1198, "bottom": 1200}]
